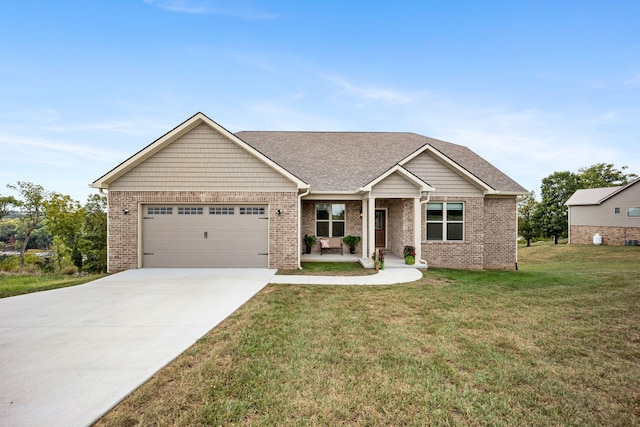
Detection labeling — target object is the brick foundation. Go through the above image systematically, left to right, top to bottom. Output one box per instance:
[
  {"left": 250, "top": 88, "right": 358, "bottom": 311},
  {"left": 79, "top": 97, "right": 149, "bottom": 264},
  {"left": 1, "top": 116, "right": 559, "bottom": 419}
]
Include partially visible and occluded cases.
[{"left": 570, "top": 225, "right": 640, "bottom": 245}]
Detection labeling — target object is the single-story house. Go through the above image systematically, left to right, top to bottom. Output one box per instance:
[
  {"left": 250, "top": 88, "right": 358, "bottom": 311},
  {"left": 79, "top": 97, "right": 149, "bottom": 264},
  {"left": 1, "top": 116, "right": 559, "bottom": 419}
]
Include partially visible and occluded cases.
[
  {"left": 91, "top": 112, "right": 528, "bottom": 272},
  {"left": 565, "top": 177, "right": 640, "bottom": 245}
]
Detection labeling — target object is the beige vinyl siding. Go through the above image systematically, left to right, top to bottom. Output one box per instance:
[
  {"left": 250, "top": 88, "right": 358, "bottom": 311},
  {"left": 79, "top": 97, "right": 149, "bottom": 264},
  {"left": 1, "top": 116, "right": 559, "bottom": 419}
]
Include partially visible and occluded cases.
[
  {"left": 110, "top": 124, "right": 296, "bottom": 192},
  {"left": 405, "top": 152, "right": 484, "bottom": 197},
  {"left": 371, "top": 172, "right": 421, "bottom": 198},
  {"left": 571, "top": 184, "right": 640, "bottom": 227}
]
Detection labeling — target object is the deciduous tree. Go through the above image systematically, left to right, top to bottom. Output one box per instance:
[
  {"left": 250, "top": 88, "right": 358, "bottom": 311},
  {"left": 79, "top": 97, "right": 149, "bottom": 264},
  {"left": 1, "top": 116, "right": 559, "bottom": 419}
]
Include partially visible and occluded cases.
[
  {"left": 578, "top": 163, "right": 637, "bottom": 188},
  {"left": 535, "top": 171, "right": 582, "bottom": 243},
  {"left": 6, "top": 181, "right": 50, "bottom": 268},
  {"left": 518, "top": 192, "right": 539, "bottom": 246},
  {"left": 44, "top": 193, "right": 85, "bottom": 271},
  {"left": 80, "top": 194, "right": 107, "bottom": 273}
]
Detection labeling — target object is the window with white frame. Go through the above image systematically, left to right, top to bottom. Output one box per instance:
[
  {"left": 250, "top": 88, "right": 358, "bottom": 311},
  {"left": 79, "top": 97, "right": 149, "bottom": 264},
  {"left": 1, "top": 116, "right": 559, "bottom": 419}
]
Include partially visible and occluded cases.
[
  {"left": 426, "top": 202, "right": 464, "bottom": 241},
  {"left": 316, "top": 203, "right": 345, "bottom": 237},
  {"left": 628, "top": 207, "right": 640, "bottom": 217}
]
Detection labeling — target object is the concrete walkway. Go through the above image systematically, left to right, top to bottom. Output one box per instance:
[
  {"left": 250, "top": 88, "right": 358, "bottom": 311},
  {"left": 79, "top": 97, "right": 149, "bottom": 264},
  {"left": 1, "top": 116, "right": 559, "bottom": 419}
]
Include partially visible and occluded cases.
[
  {"left": 270, "top": 268, "right": 424, "bottom": 285},
  {"left": 0, "top": 269, "right": 275, "bottom": 427}
]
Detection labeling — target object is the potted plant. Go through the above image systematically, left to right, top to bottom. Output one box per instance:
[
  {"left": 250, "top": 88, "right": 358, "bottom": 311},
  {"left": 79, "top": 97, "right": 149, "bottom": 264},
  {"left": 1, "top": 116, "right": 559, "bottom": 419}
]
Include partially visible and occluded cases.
[
  {"left": 304, "top": 234, "right": 316, "bottom": 254},
  {"left": 342, "top": 235, "right": 361, "bottom": 254},
  {"left": 403, "top": 245, "right": 416, "bottom": 265},
  {"left": 372, "top": 249, "right": 384, "bottom": 270}
]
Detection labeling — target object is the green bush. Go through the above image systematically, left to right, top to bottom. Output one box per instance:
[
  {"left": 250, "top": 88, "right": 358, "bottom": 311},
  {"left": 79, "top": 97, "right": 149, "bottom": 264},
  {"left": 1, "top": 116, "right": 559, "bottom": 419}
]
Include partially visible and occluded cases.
[{"left": 0, "top": 255, "right": 18, "bottom": 272}]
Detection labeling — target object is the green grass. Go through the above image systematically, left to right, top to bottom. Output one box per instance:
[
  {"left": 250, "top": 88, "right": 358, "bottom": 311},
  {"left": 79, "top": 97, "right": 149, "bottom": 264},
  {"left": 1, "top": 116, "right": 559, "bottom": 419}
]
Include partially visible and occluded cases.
[
  {"left": 96, "top": 243, "right": 640, "bottom": 426},
  {"left": 278, "top": 262, "right": 376, "bottom": 275},
  {"left": 0, "top": 273, "right": 106, "bottom": 298}
]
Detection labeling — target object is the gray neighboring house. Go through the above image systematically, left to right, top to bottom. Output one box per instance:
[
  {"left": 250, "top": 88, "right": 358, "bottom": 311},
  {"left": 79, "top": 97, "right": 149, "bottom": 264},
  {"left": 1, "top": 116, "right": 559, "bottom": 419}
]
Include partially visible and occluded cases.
[
  {"left": 91, "top": 112, "right": 528, "bottom": 272},
  {"left": 565, "top": 177, "right": 640, "bottom": 245}
]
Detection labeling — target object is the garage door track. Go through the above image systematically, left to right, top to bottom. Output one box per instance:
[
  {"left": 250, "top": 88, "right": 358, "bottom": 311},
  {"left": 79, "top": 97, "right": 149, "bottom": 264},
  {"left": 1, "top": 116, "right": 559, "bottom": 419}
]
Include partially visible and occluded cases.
[{"left": 0, "top": 268, "right": 275, "bottom": 427}]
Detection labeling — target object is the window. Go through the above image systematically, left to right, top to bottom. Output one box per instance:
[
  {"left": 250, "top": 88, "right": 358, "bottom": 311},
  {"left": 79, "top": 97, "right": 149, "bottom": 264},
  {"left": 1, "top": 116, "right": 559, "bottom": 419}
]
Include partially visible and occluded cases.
[
  {"left": 426, "top": 202, "right": 464, "bottom": 241},
  {"left": 316, "top": 203, "right": 345, "bottom": 237},
  {"left": 147, "top": 207, "right": 172, "bottom": 215},
  {"left": 178, "top": 207, "right": 203, "bottom": 215},
  {"left": 210, "top": 207, "right": 235, "bottom": 215},
  {"left": 240, "top": 207, "right": 265, "bottom": 215},
  {"left": 615, "top": 207, "right": 621, "bottom": 215},
  {"left": 628, "top": 207, "right": 640, "bottom": 217}
]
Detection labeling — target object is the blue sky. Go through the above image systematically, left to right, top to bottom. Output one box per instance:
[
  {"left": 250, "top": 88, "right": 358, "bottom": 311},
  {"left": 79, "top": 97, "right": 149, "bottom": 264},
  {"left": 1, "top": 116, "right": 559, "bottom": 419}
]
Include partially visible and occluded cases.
[{"left": 1, "top": 0, "right": 639, "bottom": 202}]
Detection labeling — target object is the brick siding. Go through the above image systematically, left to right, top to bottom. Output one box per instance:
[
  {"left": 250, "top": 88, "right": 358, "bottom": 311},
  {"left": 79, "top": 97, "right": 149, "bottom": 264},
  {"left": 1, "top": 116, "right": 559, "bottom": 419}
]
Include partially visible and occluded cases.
[
  {"left": 108, "top": 191, "right": 299, "bottom": 273},
  {"left": 421, "top": 197, "right": 517, "bottom": 270},
  {"left": 570, "top": 225, "right": 640, "bottom": 245}
]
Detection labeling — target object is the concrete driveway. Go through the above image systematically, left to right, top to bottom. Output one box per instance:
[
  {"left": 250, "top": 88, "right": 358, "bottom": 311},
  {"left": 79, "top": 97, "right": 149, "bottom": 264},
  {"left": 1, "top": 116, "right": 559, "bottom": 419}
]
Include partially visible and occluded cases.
[{"left": 0, "top": 268, "right": 275, "bottom": 427}]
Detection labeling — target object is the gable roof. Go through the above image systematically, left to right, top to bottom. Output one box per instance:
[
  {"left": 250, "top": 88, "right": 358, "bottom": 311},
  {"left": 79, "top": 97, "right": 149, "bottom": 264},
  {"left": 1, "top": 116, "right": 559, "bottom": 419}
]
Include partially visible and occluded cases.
[
  {"left": 91, "top": 112, "right": 308, "bottom": 190},
  {"left": 235, "top": 131, "right": 527, "bottom": 194},
  {"left": 565, "top": 177, "right": 640, "bottom": 206}
]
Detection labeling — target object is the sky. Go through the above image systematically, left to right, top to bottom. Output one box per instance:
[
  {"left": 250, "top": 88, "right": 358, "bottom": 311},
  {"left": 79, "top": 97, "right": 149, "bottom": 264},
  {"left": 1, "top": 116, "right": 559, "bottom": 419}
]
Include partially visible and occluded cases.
[{"left": 1, "top": 0, "right": 639, "bottom": 203}]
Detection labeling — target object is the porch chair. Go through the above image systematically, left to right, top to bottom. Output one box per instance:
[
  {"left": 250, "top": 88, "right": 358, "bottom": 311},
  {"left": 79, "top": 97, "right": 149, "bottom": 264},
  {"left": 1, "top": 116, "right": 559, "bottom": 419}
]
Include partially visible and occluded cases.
[{"left": 319, "top": 237, "right": 344, "bottom": 255}]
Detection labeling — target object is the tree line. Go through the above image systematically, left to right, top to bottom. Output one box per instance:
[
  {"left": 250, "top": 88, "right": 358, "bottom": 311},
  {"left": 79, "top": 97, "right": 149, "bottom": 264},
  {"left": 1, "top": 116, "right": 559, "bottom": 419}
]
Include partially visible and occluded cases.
[
  {"left": 518, "top": 163, "right": 637, "bottom": 246},
  {"left": 0, "top": 181, "right": 107, "bottom": 274}
]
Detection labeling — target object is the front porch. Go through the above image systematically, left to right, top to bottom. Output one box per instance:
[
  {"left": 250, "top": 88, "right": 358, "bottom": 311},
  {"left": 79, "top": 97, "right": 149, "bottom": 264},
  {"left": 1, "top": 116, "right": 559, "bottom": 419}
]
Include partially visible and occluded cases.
[{"left": 300, "top": 252, "right": 428, "bottom": 269}]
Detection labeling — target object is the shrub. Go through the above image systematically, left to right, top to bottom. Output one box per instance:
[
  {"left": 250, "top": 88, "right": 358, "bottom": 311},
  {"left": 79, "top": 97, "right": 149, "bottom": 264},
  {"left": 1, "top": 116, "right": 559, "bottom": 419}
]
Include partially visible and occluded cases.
[{"left": 62, "top": 266, "right": 78, "bottom": 275}]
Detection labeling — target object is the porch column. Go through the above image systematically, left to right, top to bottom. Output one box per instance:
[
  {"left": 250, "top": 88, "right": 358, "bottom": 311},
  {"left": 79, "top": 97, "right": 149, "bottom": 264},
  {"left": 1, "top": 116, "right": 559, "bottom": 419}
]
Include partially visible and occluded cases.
[
  {"left": 367, "top": 197, "right": 376, "bottom": 259},
  {"left": 413, "top": 197, "right": 422, "bottom": 263},
  {"left": 361, "top": 199, "right": 368, "bottom": 259}
]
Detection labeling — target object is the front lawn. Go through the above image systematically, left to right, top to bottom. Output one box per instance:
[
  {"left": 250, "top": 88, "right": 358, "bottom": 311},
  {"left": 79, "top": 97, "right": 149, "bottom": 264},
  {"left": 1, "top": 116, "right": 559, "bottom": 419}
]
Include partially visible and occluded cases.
[
  {"left": 97, "top": 243, "right": 640, "bottom": 426},
  {"left": 0, "top": 273, "right": 106, "bottom": 298}
]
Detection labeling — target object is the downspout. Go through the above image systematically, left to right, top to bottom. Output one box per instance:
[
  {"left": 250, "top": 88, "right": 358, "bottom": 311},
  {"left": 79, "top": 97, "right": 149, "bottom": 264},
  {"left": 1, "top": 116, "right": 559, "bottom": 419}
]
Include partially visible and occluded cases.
[
  {"left": 297, "top": 187, "right": 311, "bottom": 269},
  {"left": 419, "top": 192, "right": 431, "bottom": 266}
]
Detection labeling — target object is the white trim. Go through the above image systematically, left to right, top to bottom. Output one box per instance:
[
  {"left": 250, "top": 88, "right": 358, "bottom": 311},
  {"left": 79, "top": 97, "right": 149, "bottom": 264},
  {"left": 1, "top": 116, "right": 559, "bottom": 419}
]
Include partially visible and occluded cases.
[
  {"left": 91, "top": 112, "right": 309, "bottom": 190},
  {"left": 360, "top": 165, "right": 435, "bottom": 193}
]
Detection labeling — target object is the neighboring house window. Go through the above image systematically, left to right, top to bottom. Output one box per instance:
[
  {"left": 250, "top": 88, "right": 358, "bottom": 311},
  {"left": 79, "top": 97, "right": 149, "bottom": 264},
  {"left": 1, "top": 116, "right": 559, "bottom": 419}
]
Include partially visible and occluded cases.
[
  {"left": 426, "top": 202, "right": 464, "bottom": 241},
  {"left": 316, "top": 203, "right": 345, "bottom": 237},
  {"left": 615, "top": 207, "right": 621, "bottom": 215},
  {"left": 628, "top": 207, "right": 640, "bottom": 217}
]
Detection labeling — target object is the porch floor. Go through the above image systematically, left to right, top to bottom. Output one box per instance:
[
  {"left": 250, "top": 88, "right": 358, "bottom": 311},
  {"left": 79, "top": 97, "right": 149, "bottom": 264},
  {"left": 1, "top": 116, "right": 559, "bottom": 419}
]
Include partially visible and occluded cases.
[{"left": 301, "top": 253, "right": 428, "bottom": 269}]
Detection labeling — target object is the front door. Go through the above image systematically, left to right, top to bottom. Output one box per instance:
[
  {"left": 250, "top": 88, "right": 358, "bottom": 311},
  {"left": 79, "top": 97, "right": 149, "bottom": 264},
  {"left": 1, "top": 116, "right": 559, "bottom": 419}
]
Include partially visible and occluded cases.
[{"left": 375, "top": 209, "right": 386, "bottom": 248}]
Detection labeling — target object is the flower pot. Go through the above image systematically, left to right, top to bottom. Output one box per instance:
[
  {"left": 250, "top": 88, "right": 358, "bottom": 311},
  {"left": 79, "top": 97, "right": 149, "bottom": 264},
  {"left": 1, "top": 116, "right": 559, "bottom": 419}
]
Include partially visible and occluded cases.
[
  {"left": 305, "top": 245, "right": 312, "bottom": 254},
  {"left": 405, "top": 255, "right": 415, "bottom": 265}
]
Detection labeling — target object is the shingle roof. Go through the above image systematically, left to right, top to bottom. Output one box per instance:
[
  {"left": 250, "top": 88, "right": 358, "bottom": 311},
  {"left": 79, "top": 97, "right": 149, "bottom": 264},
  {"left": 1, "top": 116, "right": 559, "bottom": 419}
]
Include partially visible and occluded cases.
[
  {"left": 235, "top": 131, "right": 527, "bottom": 194},
  {"left": 565, "top": 177, "right": 640, "bottom": 206},
  {"left": 565, "top": 187, "right": 622, "bottom": 206}
]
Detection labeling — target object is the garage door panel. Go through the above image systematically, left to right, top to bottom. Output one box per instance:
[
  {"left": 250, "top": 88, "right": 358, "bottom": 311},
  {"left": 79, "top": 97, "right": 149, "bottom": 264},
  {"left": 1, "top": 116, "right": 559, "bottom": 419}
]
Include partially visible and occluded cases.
[{"left": 142, "top": 205, "right": 268, "bottom": 268}]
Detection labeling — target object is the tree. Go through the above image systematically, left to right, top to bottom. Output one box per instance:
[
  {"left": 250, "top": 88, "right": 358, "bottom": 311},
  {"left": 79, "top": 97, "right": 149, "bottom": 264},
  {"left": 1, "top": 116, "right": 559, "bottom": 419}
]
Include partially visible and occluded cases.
[
  {"left": 578, "top": 163, "right": 637, "bottom": 188},
  {"left": 535, "top": 171, "right": 582, "bottom": 244},
  {"left": 6, "top": 182, "right": 50, "bottom": 269},
  {"left": 518, "top": 192, "right": 539, "bottom": 246},
  {"left": 44, "top": 193, "right": 85, "bottom": 271},
  {"left": 0, "top": 194, "right": 17, "bottom": 221},
  {"left": 79, "top": 194, "right": 108, "bottom": 273}
]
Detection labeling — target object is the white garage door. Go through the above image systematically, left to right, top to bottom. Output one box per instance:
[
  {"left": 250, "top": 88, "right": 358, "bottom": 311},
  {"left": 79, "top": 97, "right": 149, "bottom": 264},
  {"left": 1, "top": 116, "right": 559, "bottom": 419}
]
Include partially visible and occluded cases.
[{"left": 142, "top": 205, "right": 269, "bottom": 268}]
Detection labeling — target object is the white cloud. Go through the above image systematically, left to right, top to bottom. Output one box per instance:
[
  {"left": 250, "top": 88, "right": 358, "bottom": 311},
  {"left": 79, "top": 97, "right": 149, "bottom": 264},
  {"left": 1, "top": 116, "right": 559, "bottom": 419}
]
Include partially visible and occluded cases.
[
  {"left": 143, "top": 0, "right": 279, "bottom": 20},
  {"left": 323, "top": 75, "right": 413, "bottom": 105},
  {"left": 0, "top": 133, "right": 126, "bottom": 162}
]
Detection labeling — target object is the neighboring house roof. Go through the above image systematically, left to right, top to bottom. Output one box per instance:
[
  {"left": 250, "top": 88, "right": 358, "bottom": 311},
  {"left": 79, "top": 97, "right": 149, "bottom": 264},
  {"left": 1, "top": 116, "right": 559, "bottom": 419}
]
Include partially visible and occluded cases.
[
  {"left": 235, "top": 131, "right": 528, "bottom": 194},
  {"left": 565, "top": 177, "right": 640, "bottom": 206}
]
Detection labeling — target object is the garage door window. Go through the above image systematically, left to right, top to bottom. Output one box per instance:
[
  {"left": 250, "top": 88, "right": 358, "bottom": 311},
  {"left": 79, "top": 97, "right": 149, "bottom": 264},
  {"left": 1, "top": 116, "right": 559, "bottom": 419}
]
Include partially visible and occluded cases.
[
  {"left": 147, "top": 207, "right": 173, "bottom": 215},
  {"left": 178, "top": 207, "right": 203, "bottom": 215},
  {"left": 210, "top": 207, "right": 235, "bottom": 215},
  {"left": 240, "top": 207, "right": 266, "bottom": 215}
]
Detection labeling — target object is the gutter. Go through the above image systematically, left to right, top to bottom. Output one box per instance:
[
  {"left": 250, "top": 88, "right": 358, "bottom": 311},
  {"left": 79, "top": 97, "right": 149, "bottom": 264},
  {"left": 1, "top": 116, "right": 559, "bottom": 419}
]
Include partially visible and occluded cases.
[{"left": 297, "top": 187, "right": 311, "bottom": 269}]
